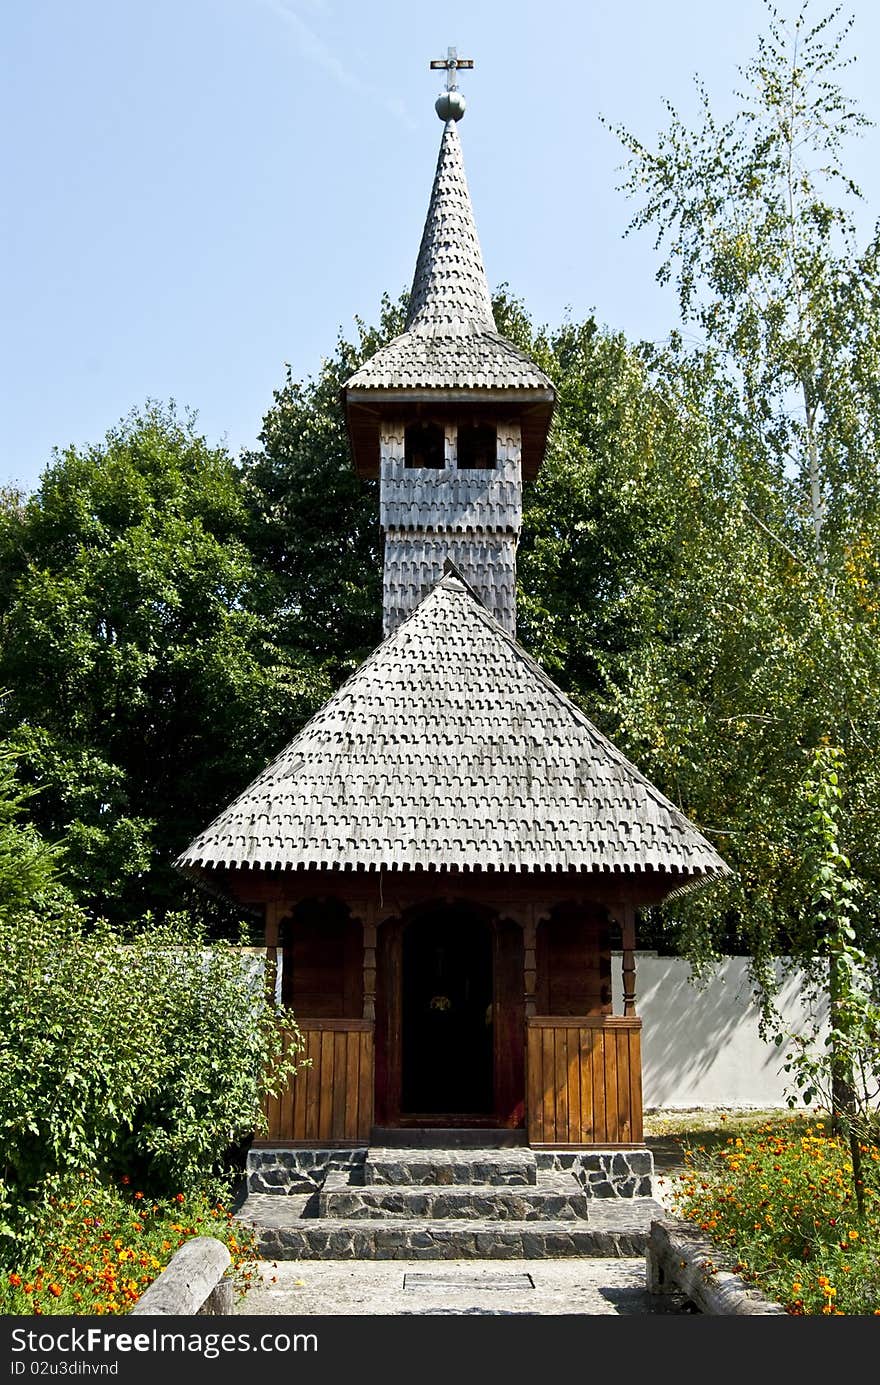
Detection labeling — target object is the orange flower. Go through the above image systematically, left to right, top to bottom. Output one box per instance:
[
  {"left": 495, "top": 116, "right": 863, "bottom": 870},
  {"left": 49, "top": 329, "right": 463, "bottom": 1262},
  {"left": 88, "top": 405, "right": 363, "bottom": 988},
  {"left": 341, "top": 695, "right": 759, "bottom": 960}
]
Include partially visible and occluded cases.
[
  {"left": 8, "top": 1273, "right": 21, "bottom": 1288},
  {"left": 48, "top": 1284, "right": 62, "bottom": 1299}
]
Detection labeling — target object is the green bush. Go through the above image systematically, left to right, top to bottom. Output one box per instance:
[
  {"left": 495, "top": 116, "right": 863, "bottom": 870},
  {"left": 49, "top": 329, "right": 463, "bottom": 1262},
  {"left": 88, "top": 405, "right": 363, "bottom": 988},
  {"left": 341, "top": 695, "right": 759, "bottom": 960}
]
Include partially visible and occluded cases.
[{"left": 0, "top": 899, "right": 301, "bottom": 1245}]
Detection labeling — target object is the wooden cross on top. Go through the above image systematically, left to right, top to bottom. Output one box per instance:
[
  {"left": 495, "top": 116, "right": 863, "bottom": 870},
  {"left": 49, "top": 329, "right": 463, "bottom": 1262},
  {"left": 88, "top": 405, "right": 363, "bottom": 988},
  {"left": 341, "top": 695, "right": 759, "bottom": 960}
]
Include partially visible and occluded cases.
[{"left": 430, "top": 47, "right": 474, "bottom": 92}]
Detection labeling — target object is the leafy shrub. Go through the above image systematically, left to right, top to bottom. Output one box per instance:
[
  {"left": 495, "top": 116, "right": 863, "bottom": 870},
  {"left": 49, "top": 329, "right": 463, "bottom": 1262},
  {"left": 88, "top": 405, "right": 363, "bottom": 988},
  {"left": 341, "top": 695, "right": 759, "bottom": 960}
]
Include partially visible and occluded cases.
[{"left": 0, "top": 902, "right": 302, "bottom": 1236}]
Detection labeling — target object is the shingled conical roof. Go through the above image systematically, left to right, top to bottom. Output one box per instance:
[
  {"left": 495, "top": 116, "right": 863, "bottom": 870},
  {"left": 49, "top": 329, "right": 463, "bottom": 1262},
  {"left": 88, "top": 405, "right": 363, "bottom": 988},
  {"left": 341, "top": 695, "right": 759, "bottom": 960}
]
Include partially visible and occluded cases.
[
  {"left": 343, "top": 120, "right": 555, "bottom": 464},
  {"left": 404, "top": 120, "right": 496, "bottom": 334},
  {"left": 177, "top": 569, "right": 729, "bottom": 882}
]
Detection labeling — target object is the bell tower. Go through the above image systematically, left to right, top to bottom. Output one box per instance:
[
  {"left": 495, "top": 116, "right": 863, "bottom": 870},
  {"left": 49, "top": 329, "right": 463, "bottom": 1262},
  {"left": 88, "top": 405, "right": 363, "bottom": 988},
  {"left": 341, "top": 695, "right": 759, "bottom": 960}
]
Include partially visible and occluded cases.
[{"left": 342, "top": 50, "right": 555, "bottom": 636}]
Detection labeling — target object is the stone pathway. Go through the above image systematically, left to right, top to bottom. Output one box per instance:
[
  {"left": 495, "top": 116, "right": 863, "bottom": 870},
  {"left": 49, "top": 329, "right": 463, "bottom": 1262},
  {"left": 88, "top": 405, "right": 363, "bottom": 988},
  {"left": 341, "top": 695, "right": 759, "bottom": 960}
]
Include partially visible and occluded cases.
[{"left": 238, "top": 1257, "right": 696, "bottom": 1316}]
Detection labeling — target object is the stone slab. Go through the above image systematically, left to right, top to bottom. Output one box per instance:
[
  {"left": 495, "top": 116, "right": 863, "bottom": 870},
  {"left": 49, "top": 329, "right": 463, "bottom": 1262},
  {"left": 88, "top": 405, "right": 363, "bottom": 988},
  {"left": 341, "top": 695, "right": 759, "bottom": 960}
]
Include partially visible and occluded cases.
[
  {"left": 363, "top": 1147, "right": 537, "bottom": 1187},
  {"left": 535, "top": 1149, "right": 655, "bottom": 1198},
  {"left": 319, "top": 1172, "right": 588, "bottom": 1221},
  {"left": 236, "top": 1196, "right": 666, "bottom": 1261},
  {"left": 237, "top": 1258, "right": 696, "bottom": 1316}
]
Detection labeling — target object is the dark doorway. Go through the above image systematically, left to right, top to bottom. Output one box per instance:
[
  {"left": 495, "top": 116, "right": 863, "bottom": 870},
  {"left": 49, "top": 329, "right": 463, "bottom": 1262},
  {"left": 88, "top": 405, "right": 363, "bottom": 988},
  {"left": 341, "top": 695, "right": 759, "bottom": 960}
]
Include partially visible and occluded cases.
[{"left": 401, "top": 909, "right": 493, "bottom": 1115}]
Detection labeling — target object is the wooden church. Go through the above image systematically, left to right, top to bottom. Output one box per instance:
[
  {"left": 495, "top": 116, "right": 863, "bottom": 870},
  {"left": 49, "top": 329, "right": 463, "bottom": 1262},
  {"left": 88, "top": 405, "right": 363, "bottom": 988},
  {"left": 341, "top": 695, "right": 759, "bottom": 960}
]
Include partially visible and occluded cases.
[{"left": 177, "top": 55, "right": 727, "bottom": 1152}]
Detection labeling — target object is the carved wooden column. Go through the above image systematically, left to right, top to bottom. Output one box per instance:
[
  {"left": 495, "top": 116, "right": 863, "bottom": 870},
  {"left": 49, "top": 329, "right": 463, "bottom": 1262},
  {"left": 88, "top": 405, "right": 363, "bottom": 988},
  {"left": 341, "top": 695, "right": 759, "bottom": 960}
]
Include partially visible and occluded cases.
[
  {"left": 264, "top": 900, "right": 282, "bottom": 1006},
  {"left": 362, "top": 901, "right": 377, "bottom": 1023},
  {"left": 607, "top": 902, "right": 637, "bottom": 1015},
  {"left": 621, "top": 902, "right": 637, "bottom": 1017},
  {"left": 523, "top": 907, "right": 538, "bottom": 1018}
]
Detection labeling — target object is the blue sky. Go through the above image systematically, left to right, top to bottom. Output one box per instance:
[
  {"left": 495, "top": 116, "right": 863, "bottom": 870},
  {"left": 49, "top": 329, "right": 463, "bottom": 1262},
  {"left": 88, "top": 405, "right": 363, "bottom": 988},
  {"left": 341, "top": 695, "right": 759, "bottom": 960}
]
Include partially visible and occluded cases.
[{"left": 3, "top": 0, "right": 879, "bottom": 492}]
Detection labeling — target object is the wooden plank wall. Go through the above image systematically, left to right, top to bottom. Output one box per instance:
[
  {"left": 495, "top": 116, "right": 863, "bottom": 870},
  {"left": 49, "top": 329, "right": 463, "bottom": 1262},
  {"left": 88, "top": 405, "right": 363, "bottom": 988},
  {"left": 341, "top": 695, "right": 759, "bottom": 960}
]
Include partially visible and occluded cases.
[
  {"left": 526, "top": 1017, "right": 643, "bottom": 1146},
  {"left": 264, "top": 1021, "right": 374, "bottom": 1144}
]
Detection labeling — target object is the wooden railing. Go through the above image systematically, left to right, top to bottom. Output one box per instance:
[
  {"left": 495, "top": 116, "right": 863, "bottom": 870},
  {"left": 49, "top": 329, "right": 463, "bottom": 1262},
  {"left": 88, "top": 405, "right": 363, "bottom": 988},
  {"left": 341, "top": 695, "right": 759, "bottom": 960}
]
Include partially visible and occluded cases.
[
  {"left": 526, "top": 1016, "right": 643, "bottom": 1146},
  {"left": 263, "top": 1020, "right": 374, "bottom": 1144}
]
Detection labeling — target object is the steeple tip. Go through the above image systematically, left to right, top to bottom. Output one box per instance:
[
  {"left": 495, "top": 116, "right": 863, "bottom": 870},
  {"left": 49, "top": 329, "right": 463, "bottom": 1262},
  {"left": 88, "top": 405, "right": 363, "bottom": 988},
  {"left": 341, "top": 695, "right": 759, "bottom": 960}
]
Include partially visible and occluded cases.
[{"left": 430, "top": 47, "right": 473, "bottom": 122}]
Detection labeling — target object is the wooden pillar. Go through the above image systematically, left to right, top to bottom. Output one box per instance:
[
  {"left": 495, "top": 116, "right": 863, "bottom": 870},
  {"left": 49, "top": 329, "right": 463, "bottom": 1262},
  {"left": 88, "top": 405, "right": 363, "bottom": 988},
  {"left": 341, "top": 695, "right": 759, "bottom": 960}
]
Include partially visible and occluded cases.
[
  {"left": 264, "top": 901, "right": 282, "bottom": 1006},
  {"left": 362, "top": 902, "right": 377, "bottom": 1023},
  {"left": 621, "top": 902, "right": 637, "bottom": 1017},
  {"left": 523, "top": 907, "right": 538, "bottom": 1018}
]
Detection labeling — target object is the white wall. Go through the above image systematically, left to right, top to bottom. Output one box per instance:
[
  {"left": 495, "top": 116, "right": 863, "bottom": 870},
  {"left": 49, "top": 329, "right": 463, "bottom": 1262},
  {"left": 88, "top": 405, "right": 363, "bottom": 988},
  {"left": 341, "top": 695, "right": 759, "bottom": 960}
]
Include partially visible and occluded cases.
[{"left": 611, "top": 954, "right": 828, "bottom": 1110}]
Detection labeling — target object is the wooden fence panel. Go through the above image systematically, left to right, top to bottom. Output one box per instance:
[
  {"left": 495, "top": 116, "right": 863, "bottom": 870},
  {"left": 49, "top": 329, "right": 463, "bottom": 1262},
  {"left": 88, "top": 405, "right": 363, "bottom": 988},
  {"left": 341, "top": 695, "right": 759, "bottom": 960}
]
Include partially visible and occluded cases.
[
  {"left": 527, "top": 1017, "right": 643, "bottom": 1146},
  {"left": 262, "top": 1021, "right": 374, "bottom": 1144}
]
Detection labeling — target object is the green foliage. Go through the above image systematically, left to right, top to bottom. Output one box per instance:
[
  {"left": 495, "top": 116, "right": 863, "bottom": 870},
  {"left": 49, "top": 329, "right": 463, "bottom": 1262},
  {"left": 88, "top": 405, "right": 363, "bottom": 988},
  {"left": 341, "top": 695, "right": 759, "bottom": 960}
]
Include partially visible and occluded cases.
[
  {"left": 596, "top": 2, "right": 880, "bottom": 976},
  {"left": 610, "top": 2, "right": 879, "bottom": 553},
  {"left": 241, "top": 293, "right": 407, "bottom": 682},
  {"left": 0, "top": 402, "right": 328, "bottom": 924},
  {"left": 0, "top": 744, "right": 66, "bottom": 919},
  {"left": 780, "top": 745, "right": 880, "bottom": 1207},
  {"left": 0, "top": 750, "right": 302, "bottom": 1224},
  {"left": 0, "top": 901, "right": 301, "bottom": 1220},
  {"left": 673, "top": 1120, "right": 880, "bottom": 1314}
]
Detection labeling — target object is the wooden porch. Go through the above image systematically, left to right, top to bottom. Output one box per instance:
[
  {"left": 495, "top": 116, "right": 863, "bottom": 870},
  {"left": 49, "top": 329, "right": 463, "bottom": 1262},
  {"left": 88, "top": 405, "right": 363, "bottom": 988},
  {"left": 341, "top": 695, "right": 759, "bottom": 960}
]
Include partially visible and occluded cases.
[
  {"left": 259, "top": 888, "right": 644, "bottom": 1148},
  {"left": 262, "top": 1012, "right": 642, "bottom": 1146}
]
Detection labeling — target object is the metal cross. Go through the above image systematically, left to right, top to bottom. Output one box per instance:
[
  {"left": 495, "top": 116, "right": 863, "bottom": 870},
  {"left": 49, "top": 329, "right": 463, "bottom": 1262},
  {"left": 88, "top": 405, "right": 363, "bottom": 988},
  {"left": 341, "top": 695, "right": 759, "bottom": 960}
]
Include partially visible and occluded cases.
[{"left": 429, "top": 47, "right": 473, "bottom": 92}]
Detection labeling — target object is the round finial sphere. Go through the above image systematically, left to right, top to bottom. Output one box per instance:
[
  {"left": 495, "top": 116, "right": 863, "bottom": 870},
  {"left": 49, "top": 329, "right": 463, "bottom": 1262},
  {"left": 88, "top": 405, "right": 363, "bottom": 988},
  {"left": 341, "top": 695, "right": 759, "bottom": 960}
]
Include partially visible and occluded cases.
[{"left": 435, "top": 90, "right": 466, "bottom": 121}]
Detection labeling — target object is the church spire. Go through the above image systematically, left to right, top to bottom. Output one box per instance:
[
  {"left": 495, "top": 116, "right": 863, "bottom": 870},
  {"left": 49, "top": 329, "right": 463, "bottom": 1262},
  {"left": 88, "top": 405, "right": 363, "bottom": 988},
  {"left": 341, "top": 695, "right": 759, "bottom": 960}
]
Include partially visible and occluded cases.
[
  {"left": 341, "top": 48, "right": 556, "bottom": 634},
  {"left": 405, "top": 50, "right": 494, "bottom": 335},
  {"left": 405, "top": 120, "right": 497, "bottom": 336}
]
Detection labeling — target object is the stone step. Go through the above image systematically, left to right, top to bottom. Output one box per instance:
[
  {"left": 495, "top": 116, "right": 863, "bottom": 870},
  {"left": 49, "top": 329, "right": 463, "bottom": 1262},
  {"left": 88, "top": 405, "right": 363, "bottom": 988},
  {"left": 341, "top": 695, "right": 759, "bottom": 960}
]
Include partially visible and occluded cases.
[
  {"left": 370, "top": 1127, "right": 528, "bottom": 1148},
  {"left": 363, "top": 1147, "right": 537, "bottom": 1187},
  {"left": 318, "top": 1170, "right": 589, "bottom": 1221},
  {"left": 236, "top": 1195, "right": 665, "bottom": 1260}
]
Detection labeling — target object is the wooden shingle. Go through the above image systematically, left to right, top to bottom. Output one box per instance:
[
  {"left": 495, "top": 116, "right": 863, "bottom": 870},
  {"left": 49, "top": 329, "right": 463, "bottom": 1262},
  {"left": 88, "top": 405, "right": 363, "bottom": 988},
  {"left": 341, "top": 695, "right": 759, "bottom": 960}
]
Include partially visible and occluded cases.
[{"left": 176, "top": 569, "right": 729, "bottom": 882}]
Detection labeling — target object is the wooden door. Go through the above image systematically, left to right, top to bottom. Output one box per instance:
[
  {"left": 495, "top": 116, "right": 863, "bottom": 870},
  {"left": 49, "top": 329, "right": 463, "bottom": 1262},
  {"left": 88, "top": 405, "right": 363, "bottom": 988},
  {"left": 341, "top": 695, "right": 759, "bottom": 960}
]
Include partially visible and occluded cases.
[{"left": 375, "top": 907, "right": 526, "bottom": 1128}]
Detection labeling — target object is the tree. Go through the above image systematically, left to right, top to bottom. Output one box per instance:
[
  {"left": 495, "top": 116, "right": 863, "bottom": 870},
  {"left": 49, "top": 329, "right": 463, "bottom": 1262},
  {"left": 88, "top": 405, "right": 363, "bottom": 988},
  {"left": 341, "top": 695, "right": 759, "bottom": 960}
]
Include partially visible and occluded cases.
[
  {"left": 600, "top": 1, "right": 880, "bottom": 985},
  {"left": 240, "top": 294, "right": 405, "bottom": 685},
  {"left": 0, "top": 403, "right": 328, "bottom": 925},
  {"left": 781, "top": 744, "right": 880, "bottom": 1210}
]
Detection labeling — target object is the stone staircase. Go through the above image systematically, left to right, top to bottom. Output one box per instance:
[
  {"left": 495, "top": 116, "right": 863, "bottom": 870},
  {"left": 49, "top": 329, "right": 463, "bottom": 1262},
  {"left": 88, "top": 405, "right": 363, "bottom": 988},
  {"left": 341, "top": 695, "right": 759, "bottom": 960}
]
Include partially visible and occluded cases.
[{"left": 236, "top": 1143, "right": 664, "bottom": 1261}]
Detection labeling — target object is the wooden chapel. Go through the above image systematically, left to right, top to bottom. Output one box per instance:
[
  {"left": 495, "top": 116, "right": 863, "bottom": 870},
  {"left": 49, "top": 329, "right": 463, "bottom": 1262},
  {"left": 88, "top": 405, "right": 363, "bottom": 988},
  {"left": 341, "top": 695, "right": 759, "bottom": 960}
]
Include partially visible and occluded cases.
[{"left": 176, "top": 56, "right": 728, "bottom": 1151}]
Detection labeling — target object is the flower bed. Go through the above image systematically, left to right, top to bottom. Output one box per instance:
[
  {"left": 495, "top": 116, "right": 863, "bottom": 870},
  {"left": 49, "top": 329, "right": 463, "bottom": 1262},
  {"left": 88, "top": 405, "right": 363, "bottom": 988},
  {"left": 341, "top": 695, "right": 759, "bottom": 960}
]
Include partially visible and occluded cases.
[
  {"left": 672, "top": 1120, "right": 880, "bottom": 1315},
  {"left": 1, "top": 1177, "right": 259, "bottom": 1316}
]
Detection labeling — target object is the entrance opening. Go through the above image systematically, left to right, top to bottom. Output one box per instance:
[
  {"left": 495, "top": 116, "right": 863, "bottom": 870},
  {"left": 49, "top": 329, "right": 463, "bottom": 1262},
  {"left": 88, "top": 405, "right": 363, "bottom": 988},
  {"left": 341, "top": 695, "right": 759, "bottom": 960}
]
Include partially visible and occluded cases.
[{"left": 401, "top": 909, "right": 493, "bottom": 1116}]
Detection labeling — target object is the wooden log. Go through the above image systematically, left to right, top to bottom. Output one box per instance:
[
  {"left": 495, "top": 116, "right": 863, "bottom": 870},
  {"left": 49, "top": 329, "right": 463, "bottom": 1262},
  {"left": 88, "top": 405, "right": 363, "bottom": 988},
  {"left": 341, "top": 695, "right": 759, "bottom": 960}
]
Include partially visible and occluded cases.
[
  {"left": 264, "top": 902, "right": 281, "bottom": 1006},
  {"left": 362, "top": 907, "right": 377, "bottom": 1023},
  {"left": 523, "top": 912, "right": 537, "bottom": 1019},
  {"left": 646, "top": 1220, "right": 785, "bottom": 1315},
  {"left": 130, "top": 1238, "right": 231, "bottom": 1316},
  {"left": 198, "top": 1280, "right": 234, "bottom": 1316}
]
